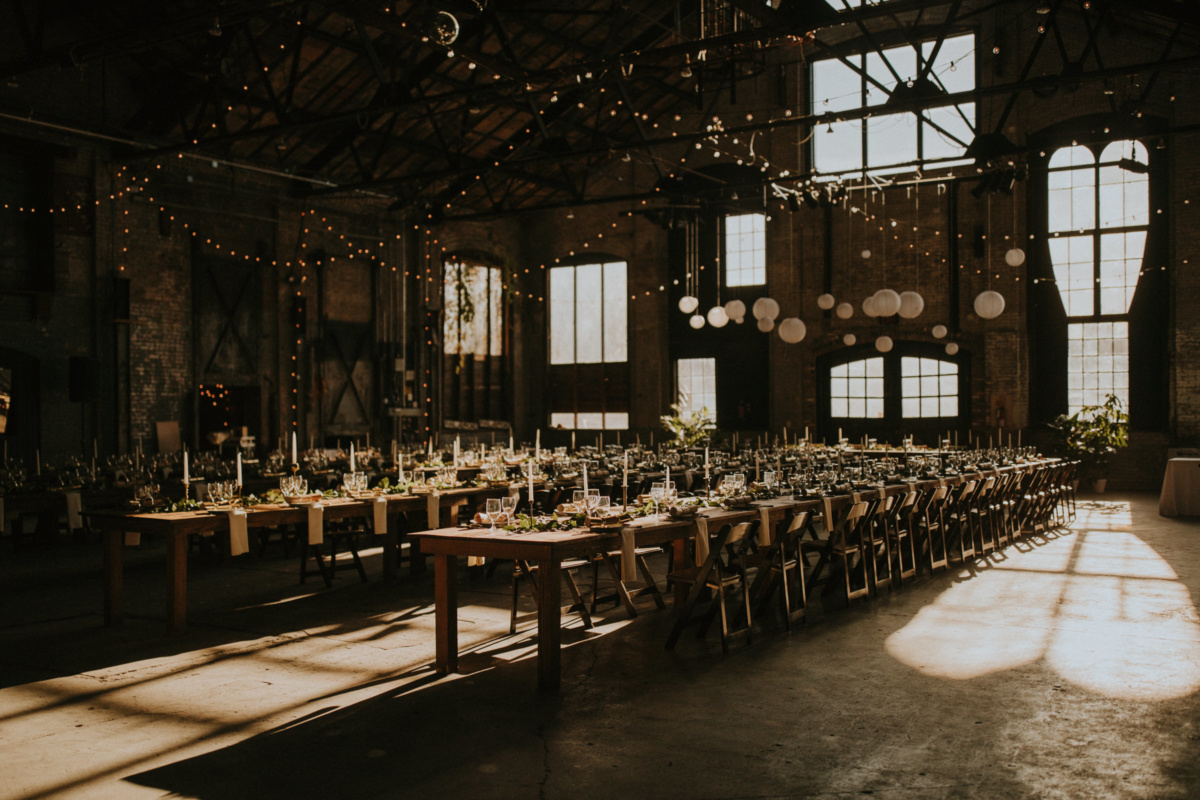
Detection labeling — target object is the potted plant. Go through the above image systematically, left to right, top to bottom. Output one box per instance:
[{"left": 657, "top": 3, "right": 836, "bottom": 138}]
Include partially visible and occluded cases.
[
  {"left": 1049, "top": 393, "right": 1129, "bottom": 492},
  {"left": 660, "top": 403, "right": 716, "bottom": 448}
]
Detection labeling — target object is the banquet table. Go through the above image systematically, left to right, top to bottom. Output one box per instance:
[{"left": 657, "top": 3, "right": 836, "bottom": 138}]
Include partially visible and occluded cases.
[
  {"left": 1159, "top": 458, "right": 1200, "bottom": 517},
  {"left": 84, "top": 485, "right": 512, "bottom": 634}
]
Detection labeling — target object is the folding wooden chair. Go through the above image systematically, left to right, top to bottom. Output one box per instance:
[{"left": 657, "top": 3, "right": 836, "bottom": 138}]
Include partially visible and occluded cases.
[
  {"left": 887, "top": 491, "right": 920, "bottom": 586},
  {"left": 800, "top": 501, "right": 872, "bottom": 608},
  {"left": 753, "top": 510, "right": 809, "bottom": 629},
  {"left": 665, "top": 520, "right": 760, "bottom": 653}
]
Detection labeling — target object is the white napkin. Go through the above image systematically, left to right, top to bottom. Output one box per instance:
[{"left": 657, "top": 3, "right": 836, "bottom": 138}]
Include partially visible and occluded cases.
[
  {"left": 426, "top": 491, "right": 440, "bottom": 529},
  {"left": 66, "top": 492, "right": 83, "bottom": 532},
  {"left": 373, "top": 496, "right": 387, "bottom": 535},
  {"left": 823, "top": 497, "right": 835, "bottom": 534},
  {"left": 307, "top": 503, "right": 324, "bottom": 545},
  {"left": 227, "top": 508, "right": 249, "bottom": 556},
  {"left": 694, "top": 515, "right": 710, "bottom": 566}
]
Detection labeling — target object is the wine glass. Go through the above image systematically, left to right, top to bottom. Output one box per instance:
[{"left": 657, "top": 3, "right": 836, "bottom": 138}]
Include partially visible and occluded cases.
[
  {"left": 650, "top": 481, "right": 665, "bottom": 519},
  {"left": 586, "top": 488, "right": 600, "bottom": 515},
  {"left": 571, "top": 489, "right": 585, "bottom": 511},
  {"left": 501, "top": 495, "right": 516, "bottom": 522},
  {"left": 485, "top": 498, "right": 502, "bottom": 531}
]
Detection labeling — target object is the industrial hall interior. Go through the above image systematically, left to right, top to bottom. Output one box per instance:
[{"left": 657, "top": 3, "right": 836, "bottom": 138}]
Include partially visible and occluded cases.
[{"left": 1, "top": 1, "right": 1199, "bottom": 799}]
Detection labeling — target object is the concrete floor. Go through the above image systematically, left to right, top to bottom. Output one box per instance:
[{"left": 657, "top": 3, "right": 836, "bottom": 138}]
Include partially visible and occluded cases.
[{"left": 1, "top": 492, "right": 1198, "bottom": 800}]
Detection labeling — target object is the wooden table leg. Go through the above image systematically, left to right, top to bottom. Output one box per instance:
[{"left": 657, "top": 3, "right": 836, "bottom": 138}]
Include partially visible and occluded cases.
[
  {"left": 103, "top": 530, "right": 123, "bottom": 626},
  {"left": 165, "top": 534, "right": 188, "bottom": 635},
  {"left": 433, "top": 554, "right": 458, "bottom": 675},
  {"left": 535, "top": 558, "right": 562, "bottom": 691}
]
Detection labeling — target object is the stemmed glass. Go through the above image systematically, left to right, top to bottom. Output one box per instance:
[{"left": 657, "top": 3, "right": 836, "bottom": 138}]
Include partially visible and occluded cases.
[
  {"left": 788, "top": 471, "right": 804, "bottom": 498},
  {"left": 650, "top": 481, "right": 665, "bottom": 519},
  {"left": 586, "top": 488, "right": 601, "bottom": 515},
  {"left": 572, "top": 489, "right": 585, "bottom": 511},
  {"left": 501, "top": 494, "right": 516, "bottom": 522},
  {"left": 485, "top": 498, "right": 502, "bottom": 531}
]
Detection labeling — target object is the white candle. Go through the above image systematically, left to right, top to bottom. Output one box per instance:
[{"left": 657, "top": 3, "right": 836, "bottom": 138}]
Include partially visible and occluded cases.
[
  {"left": 804, "top": 425, "right": 809, "bottom": 442},
  {"left": 783, "top": 426, "right": 787, "bottom": 445},
  {"left": 838, "top": 427, "right": 843, "bottom": 442},
  {"left": 535, "top": 428, "right": 540, "bottom": 454},
  {"left": 1018, "top": 430, "right": 1021, "bottom": 448},
  {"left": 571, "top": 431, "right": 575, "bottom": 451},
  {"left": 291, "top": 432, "right": 297, "bottom": 464},
  {"left": 509, "top": 432, "right": 514, "bottom": 452},
  {"left": 428, "top": 437, "right": 433, "bottom": 457},
  {"left": 93, "top": 438, "right": 98, "bottom": 459},
  {"left": 453, "top": 438, "right": 459, "bottom": 468},
  {"left": 350, "top": 442, "right": 356, "bottom": 472},
  {"left": 705, "top": 446, "right": 710, "bottom": 467},
  {"left": 183, "top": 448, "right": 189, "bottom": 484},
  {"left": 36, "top": 449, "right": 41, "bottom": 476},
  {"left": 623, "top": 451, "right": 628, "bottom": 487},
  {"left": 237, "top": 452, "right": 243, "bottom": 486},
  {"left": 755, "top": 453, "right": 760, "bottom": 482},
  {"left": 91, "top": 457, "right": 96, "bottom": 481},
  {"left": 528, "top": 460, "right": 534, "bottom": 503},
  {"left": 583, "top": 463, "right": 588, "bottom": 494},
  {"left": 665, "top": 465, "right": 670, "bottom": 492}
]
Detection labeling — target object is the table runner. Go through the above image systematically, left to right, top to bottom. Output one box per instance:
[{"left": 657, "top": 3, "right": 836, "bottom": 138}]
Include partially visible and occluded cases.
[
  {"left": 426, "top": 491, "right": 440, "bottom": 529},
  {"left": 66, "top": 492, "right": 82, "bottom": 532},
  {"left": 373, "top": 496, "right": 387, "bottom": 535},
  {"left": 307, "top": 504, "right": 324, "bottom": 545},
  {"left": 227, "top": 508, "right": 250, "bottom": 556}
]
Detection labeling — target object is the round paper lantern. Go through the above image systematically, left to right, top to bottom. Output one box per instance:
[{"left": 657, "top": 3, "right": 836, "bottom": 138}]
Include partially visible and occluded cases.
[
  {"left": 1005, "top": 247, "right": 1026, "bottom": 267},
  {"left": 861, "top": 249, "right": 872, "bottom": 259},
  {"left": 873, "top": 288, "right": 902, "bottom": 317},
  {"left": 974, "top": 290, "right": 1006, "bottom": 319},
  {"left": 898, "top": 291, "right": 925, "bottom": 319},
  {"left": 816, "top": 293, "right": 836, "bottom": 311},
  {"left": 678, "top": 295, "right": 699, "bottom": 314},
  {"left": 862, "top": 295, "right": 880, "bottom": 318},
  {"left": 752, "top": 296, "right": 780, "bottom": 320},
  {"left": 724, "top": 299, "right": 746, "bottom": 321},
  {"left": 836, "top": 302, "right": 854, "bottom": 319},
  {"left": 707, "top": 306, "right": 729, "bottom": 328},
  {"left": 689, "top": 314, "right": 705, "bottom": 329},
  {"left": 756, "top": 317, "right": 775, "bottom": 333},
  {"left": 778, "top": 317, "right": 807, "bottom": 343},
  {"left": 931, "top": 324, "right": 948, "bottom": 339},
  {"left": 843, "top": 333, "right": 857, "bottom": 346},
  {"left": 875, "top": 335, "right": 894, "bottom": 353},
  {"left": 945, "top": 342, "right": 960, "bottom": 355}
]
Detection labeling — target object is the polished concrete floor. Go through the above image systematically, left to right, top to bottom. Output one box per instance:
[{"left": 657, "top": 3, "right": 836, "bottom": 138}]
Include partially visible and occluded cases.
[{"left": 1, "top": 492, "right": 1198, "bottom": 800}]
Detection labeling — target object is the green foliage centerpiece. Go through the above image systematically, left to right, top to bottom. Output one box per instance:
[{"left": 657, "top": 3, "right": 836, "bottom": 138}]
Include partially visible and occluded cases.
[{"left": 660, "top": 403, "right": 716, "bottom": 448}]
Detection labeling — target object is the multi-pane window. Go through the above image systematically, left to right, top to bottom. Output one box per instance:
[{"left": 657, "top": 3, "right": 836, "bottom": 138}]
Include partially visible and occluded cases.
[
  {"left": 811, "top": 34, "right": 975, "bottom": 175},
  {"left": 1047, "top": 140, "right": 1148, "bottom": 413},
  {"left": 724, "top": 213, "right": 766, "bottom": 286},
  {"left": 549, "top": 262, "right": 627, "bottom": 365},
  {"left": 443, "top": 263, "right": 502, "bottom": 356},
  {"left": 901, "top": 357, "right": 959, "bottom": 418},
  {"left": 676, "top": 358, "right": 716, "bottom": 418},
  {"left": 830, "top": 358, "right": 884, "bottom": 418},
  {"left": 549, "top": 412, "right": 629, "bottom": 430}
]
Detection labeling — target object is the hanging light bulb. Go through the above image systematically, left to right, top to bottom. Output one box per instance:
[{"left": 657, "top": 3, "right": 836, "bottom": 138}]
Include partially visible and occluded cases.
[
  {"left": 974, "top": 290, "right": 1006, "bottom": 319},
  {"left": 898, "top": 291, "right": 925, "bottom": 318},
  {"left": 816, "top": 293, "right": 836, "bottom": 311},
  {"left": 678, "top": 295, "right": 699, "bottom": 314},
  {"left": 836, "top": 302, "right": 854, "bottom": 319},
  {"left": 707, "top": 306, "right": 729, "bottom": 327},
  {"left": 689, "top": 314, "right": 705, "bottom": 329},
  {"left": 778, "top": 318, "right": 806, "bottom": 343},
  {"left": 931, "top": 324, "right": 948, "bottom": 339},
  {"left": 843, "top": 333, "right": 857, "bottom": 346}
]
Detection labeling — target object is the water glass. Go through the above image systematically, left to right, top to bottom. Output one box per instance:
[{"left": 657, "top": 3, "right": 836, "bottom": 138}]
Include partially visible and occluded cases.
[
  {"left": 571, "top": 489, "right": 585, "bottom": 510},
  {"left": 501, "top": 495, "right": 516, "bottom": 518},
  {"left": 485, "top": 498, "right": 502, "bottom": 531}
]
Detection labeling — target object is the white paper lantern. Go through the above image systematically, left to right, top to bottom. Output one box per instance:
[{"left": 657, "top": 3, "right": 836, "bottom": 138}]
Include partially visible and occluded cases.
[
  {"left": 1005, "top": 247, "right": 1026, "bottom": 267},
  {"left": 861, "top": 249, "right": 872, "bottom": 259},
  {"left": 873, "top": 288, "right": 902, "bottom": 317},
  {"left": 974, "top": 290, "right": 1006, "bottom": 319},
  {"left": 898, "top": 291, "right": 925, "bottom": 319},
  {"left": 816, "top": 293, "right": 836, "bottom": 311},
  {"left": 678, "top": 295, "right": 699, "bottom": 314},
  {"left": 862, "top": 295, "right": 880, "bottom": 317},
  {"left": 752, "top": 296, "right": 780, "bottom": 320},
  {"left": 724, "top": 299, "right": 746, "bottom": 320},
  {"left": 836, "top": 302, "right": 854, "bottom": 319},
  {"left": 707, "top": 306, "right": 729, "bottom": 328},
  {"left": 689, "top": 314, "right": 705, "bottom": 329},
  {"left": 733, "top": 315, "right": 745, "bottom": 324},
  {"left": 756, "top": 317, "right": 775, "bottom": 333},
  {"left": 778, "top": 317, "right": 807, "bottom": 343},
  {"left": 931, "top": 324, "right": 948, "bottom": 339},
  {"left": 843, "top": 333, "right": 857, "bottom": 346},
  {"left": 875, "top": 335, "right": 894, "bottom": 353},
  {"left": 945, "top": 342, "right": 960, "bottom": 355}
]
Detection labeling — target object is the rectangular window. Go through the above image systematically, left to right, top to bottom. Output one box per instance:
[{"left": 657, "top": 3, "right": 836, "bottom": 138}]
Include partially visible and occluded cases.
[
  {"left": 810, "top": 34, "right": 975, "bottom": 176},
  {"left": 724, "top": 214, "right": 766, "bottom": 286},
  {"left": 549, "top": 262, "right": 627, "bottom": 364},
  {"left": 443, "top": 263, "right": 502, "bottom": 356},
  {"left": 1067, "top": 322, "right": 1129, "bottom": 414},
  {"left": 901, "top": 357, "right": 959, "bottom": 418},
  {"left": 676, "top": 358, "right": 716, "bottom": 418},
  {"left": 830, "top": 358, "right": 884, "bottom": 418},
  {"left": 550, "top": 412, "right": 629, "bottom": 430}
]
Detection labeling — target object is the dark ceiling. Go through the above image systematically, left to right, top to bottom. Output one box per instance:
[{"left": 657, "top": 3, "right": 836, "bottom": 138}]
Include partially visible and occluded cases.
[{"left": 0, "top": 0, "right": 1197, "bottom": 220}]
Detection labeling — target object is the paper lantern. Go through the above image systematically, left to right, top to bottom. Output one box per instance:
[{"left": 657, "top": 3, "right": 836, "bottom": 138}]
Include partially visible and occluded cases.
[
  {"left": 1005, "top": 247, "right": 1026, "bottom": 267},
  {"left": 861, "top": 249, "right": 872, "bottom": 259},
  {"left": 873, "top": 288, "right": 902, "bottom": 317},
  {"left": 974, "top": 290, "right": 1006, "bottom": 319},
  {"left": 898, "top": 291, "right": 925, "bottom": 319},
  {"left": 816, "top": 293, "right": 836, "bottom": 311},
  {"left": 678, "top": 295, "right": 699, "bottom": 314},
  {"left": 862, "top": 295, "right": 880, "bottom": 318},
  {"left": 752, "top": 297, "right": 780, "bottom": 320},
  {"left": 724, "top": 299, "right": 746, "bottom": 320},
  {"left": 836, "top": 302, "right": 854, "bottom": 319},
  {"left": 707, "top": 306, "right": 729, "bottom": 328},
  {"left": 689, "top": 314, "right": 705, "bottom": 329},
  {"left": 756, "top": 317, "right": 775, "bottom": 333},
  {"left": 778, "top": 317, "right": 807, "bottom": 343},
  {"left": 931, "top": 324, "right": 948, "bottom": 339},
  {"left": 843, "top": 333, "right": 857, "bottom": 346},
  {"left": 875, "top": 335, "right": 894, "bottom": 353},
  {"left": 945, "top": 342, "right": 960, "bottom": 355}
]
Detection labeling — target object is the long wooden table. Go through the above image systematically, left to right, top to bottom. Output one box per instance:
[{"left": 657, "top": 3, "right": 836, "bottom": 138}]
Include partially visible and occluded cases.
[{"left": 84, "top": 485, "right": 510, "bottom": 635}]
